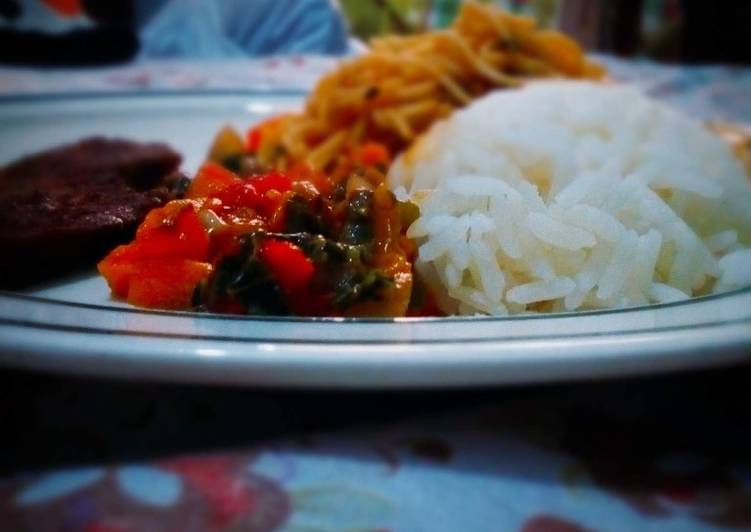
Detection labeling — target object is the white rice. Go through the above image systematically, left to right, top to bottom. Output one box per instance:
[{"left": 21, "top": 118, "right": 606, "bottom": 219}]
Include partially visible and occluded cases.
[{"left": 388, "top": 81, "right": 751, "bottom": 315}]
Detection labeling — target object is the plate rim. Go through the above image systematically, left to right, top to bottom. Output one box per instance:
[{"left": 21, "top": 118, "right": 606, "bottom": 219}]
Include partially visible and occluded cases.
[
  {"left": 1, "top": 90, "right": 750, "bottom": 387},
  {"left": 3, "top": 285, "right": 750, "bottom": 326}
]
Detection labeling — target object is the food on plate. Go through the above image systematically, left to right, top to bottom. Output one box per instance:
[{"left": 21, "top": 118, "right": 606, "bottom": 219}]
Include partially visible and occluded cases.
[
  {"left": 241, "top": 2, "right": 603, "bottom": 174},
  {"left": 96, "top": 3, "right": 750, "bottom": 317},
  {"left": 98, "top": 3, "right": 604, "bottom": 316},
  {"left": 388, "top": 81, "right": 751, "bottom": 315},
  {"left": 0, "top": 137, "right": 183, "bottom": 288},
  {"left": 98, "top": 157, "right": 414, "bottom": 316}
]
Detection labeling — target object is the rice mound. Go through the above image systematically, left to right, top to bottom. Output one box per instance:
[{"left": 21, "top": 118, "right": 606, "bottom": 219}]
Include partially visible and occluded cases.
[{"left": 388, "top": 81, "right": 751, "bottom": 315}]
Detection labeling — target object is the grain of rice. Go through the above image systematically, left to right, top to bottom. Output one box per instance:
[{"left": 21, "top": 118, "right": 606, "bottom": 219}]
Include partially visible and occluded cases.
[
  {"left": 705, "top": 230, "right": 737, "bottom": 253},
  {"left": 507, "top": 277, "right": 576, "bottom": 305},
  {"left": 649, "top": 283, "right": 690, "bottom": 303}
]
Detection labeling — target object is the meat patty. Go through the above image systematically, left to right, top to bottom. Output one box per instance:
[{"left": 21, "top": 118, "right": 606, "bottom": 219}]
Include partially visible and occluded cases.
[{"left": 0, "top": 137, "right": 183, "bottom": 288}]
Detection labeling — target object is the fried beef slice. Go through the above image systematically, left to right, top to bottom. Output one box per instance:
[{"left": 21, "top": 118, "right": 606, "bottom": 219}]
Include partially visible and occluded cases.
[{"left": 0, "top": 137, "right": 183, "bottom": 288}]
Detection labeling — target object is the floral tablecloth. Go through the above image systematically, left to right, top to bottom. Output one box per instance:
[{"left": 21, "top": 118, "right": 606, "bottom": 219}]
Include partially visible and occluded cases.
[
  {"left": 1, "top": 55, "right": 751, "bottom": 531},
  {"left": 3, "top": 365, "right": 751, "bottom": 532}
]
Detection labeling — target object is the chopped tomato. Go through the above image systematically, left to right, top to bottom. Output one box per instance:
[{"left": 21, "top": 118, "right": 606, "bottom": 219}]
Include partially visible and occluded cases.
[
  {"left": 188, "top": 162, "right": 241, "bottom": 199},
  {"left": 193, "top": 170, "right": 292, "bottom": 220},
  {"left": 248, "top": 171, "right": 292, "bottom": 196},
  {"left": 246, "top": 172, "right": 293, "bottom": 219},
  {"left": 214, "top": 182, "right": 263, "bottom": 209},
  {"left": 136, "top": 199, "right": 199, "bottom": 236},
  {"left": 98, "top": 200, "right": 212, "bottom": 309},
  {"left": 118, "top": 203, "right": 210, "bottom": 262},
  {"left": 104, "top": 204, "right": 209, "bottom": 268},
  {"left": 138, "top": 206, "right": 210, "bottom": 261},
  {"left": 258, "top": 239, "right": 314, "bottom": 294},
  {"left": 98, "top": 251, "right": 135, "bottom": 298},
  {"left": 99, "top": 257, "right": 212, "bottom": 309},
  {"left": 126, "top": 259, "right": 212, "bottom": 309}
]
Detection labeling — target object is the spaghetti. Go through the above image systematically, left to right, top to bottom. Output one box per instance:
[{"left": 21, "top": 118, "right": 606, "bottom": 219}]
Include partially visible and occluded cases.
[{"left": 252, "top": 2, "right": 605, "bottom": 172}]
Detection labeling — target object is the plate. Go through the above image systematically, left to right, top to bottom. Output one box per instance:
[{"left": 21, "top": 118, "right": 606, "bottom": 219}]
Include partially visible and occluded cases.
[{"left": 1, "top": 92, "right": 750, "bottom": 388}]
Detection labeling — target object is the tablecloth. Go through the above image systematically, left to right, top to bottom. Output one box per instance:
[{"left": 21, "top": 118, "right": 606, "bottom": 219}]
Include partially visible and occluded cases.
[
  {"left": 1, "top": 54, "right": 750, "bottom": 122},
  {"left": 1, "top": 55, "right": 751, "bottom": 532},
  {"left": 3, "top": 366, "right": 751, "bottom": 532}
]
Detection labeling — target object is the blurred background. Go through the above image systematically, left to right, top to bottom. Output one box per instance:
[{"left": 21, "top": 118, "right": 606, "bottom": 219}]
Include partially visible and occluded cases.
[
  {"left": 1, "top": 0, "right": 750, "bottom": 66},
  {"left": 341, "top": 0, "right": 751, "bottom": 64}
]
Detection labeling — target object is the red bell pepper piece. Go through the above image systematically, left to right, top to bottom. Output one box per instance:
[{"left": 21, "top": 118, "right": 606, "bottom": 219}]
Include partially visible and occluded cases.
[{"left": 258, "top": 239, "right": 314, "bottom": 294}]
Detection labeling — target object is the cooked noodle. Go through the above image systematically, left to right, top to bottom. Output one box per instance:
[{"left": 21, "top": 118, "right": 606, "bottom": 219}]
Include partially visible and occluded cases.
[{"left": 259, "top": 2, "right": 604, "bottom": 171}]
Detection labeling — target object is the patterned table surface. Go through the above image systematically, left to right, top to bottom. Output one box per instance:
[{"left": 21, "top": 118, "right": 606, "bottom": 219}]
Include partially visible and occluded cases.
[
  {"left": 1, "top": 54, "right": 750, "bottom": 123},
  {"left": 1, "top": 55, "right": 751, "bottom": 532}
]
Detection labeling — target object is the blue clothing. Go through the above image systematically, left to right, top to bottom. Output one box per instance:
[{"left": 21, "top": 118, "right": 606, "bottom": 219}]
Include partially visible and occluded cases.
[{"left": 137, "top": 0, "right": 349, "bottom": 58}]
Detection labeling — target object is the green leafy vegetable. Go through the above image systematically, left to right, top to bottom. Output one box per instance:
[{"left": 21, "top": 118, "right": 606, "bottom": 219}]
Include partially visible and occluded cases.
[
  {"left": 341, "top": 189, "right": 374, "bottom": 245},
  {"left": 199, "top": 235, "right": 290, "bottom": 315}
]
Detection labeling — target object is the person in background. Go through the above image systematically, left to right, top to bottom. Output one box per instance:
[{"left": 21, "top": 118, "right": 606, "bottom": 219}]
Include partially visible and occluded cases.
[
  {"left": 0, "top": 0, "right": 349, "bottom": 66},
  {"left": 138, "top": 0, "right": 348, "bottom": 58}
]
